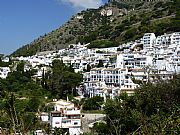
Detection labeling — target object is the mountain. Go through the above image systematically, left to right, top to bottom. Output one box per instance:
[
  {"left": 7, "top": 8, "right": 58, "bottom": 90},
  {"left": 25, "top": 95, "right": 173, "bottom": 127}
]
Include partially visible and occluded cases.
[{"left": 12, "top": 0, "right": 180, "bottom": 57}]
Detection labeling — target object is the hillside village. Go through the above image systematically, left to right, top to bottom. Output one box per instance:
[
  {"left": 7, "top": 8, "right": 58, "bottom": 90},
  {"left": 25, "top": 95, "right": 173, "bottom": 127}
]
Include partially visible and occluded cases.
[
  {"left": 0, "top": 0, "right": 179, "bottom": 134},
  {"left": 0, "top": 32, "right": 180, "bottom": 134},
  {"left": 1, "top": 32, "right": 180, "bottom": 97}
]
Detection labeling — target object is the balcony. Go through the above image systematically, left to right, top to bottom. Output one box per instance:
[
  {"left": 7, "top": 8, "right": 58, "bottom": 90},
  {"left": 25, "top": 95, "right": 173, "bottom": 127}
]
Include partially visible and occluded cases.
[{"left": 64, "top": 109, "right": 80, "bottom": 115}]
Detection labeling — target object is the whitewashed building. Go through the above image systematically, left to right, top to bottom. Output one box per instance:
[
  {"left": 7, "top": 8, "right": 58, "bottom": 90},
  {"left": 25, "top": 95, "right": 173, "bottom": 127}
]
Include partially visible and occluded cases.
[
  {"left": 142, "top": 33, "right": 156, "bottom": 51},
  {"left": 116, "top": 53, "right": 153, "bottom": 69},
  {"left": 0, "top": 67, "right": 10, "bottom": 79},
  {"left": 83, "top": 67, "right": 144, "bottom": 99},
  {"left": 49, "top": 100, "right": 81, "bottom": 135}
]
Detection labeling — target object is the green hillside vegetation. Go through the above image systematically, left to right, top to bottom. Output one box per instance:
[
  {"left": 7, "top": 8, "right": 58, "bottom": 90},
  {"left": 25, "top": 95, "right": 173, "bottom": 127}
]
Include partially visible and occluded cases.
[
  {"left": 12, "top": 0, "right": 180, "bottom": 56},
  {"left": 88, "top": 40, "right": 119, "bottom": 48}
]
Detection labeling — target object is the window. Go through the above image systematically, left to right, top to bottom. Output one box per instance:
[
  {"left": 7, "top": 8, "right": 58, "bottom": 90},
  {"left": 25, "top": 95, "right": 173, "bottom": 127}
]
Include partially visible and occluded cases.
[
  {"left": 51, "top": 113, "right": 61, "bottom": 117},
  {"left": 68, "top": 115, "right": 80, "bottom": 119},
  {"left": 62, "top": 120, "right": 71, "bottom": 123},
  {"left": 55, "top": 122, "right": 60, "bottom": 124},
  {"left": 74, "top": 122, "right": 78, "bottom": 125}
]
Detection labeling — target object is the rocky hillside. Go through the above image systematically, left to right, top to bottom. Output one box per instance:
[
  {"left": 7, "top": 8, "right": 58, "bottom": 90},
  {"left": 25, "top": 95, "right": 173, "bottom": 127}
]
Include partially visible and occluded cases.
[{"left": 12, "top": 0, "right": 180, "bottom": 56}]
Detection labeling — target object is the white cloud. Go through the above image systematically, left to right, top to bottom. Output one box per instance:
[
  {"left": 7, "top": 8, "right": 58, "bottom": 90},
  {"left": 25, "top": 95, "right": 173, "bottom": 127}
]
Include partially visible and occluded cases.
[{"left": 57, "top": 0, "right": 103, "bottom": 9}]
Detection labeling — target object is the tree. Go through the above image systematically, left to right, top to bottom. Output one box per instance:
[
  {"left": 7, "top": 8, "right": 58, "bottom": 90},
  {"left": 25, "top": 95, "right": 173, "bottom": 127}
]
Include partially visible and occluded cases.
[
  {"left": 47, "top": 59, "right": 82, "bottom": 98},
  {"left": 17, "top": 61, "right": 25, "bottom": 72},
  {"left": 4, "top": 94, "right": 18, "bottom": 134},
  {"left": 103, "top": 94, "right": 140, "bottom": 135},
  {"left": 83, "top": 96, "right": 104, "bottom": 110},
  {"left": 93, "top": 122, "right": 109, "bottom": 135}
]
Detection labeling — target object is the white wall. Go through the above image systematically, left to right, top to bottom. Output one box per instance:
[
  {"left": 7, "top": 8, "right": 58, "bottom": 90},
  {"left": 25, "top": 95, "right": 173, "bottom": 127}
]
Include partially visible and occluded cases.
[
  {"left": 51, "top": 117, "right": 63, "bottom": 128},
  {"left": 69, "top": 128, "right": 81, "bottom": 135}
]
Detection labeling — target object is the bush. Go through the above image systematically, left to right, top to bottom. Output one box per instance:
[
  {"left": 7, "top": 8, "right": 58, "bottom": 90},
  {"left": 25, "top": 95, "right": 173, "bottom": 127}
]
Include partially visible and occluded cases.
[
  {"left": 88, "top": 40, "right": 119, "bottom": 49},
  {"left": 83, "top": 96, "right": 104, "bottom": 110}
]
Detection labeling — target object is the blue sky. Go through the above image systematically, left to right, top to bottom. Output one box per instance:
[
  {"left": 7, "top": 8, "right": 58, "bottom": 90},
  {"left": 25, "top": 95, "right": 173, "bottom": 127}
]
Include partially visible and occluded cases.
[{"left": 0, "top": 0, "right": 108, "bottom": 55}]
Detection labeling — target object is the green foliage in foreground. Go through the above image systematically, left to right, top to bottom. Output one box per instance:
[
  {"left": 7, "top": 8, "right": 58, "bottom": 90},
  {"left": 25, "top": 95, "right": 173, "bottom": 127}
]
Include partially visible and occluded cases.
[
  {"left": 0, "top": 60, "right": 82, "bottom": 134},
  {"left": 0, "top": 63, "right": 48, "bottom": 134},
  {"left": 92, "top": 76, "right": 180, "bottom": 135},
  {"left": 0, "top": 94, "right": 43, "bottom": 134}
]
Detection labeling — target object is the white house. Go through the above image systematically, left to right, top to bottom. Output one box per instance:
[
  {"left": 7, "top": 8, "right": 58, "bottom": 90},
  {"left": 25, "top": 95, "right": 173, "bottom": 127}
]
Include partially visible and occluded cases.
[
  {"left": 171, "top": 32, "right": 180, "bottom": 46},
  {"left": 142, "top": 33, "right": 156, "bottom": 51},
  {"left": 116, "top": 53, "right": 153, "bottom": 69},
  {"left": 2, "top": 57, "right": 10, "bottom": 62},
  {"left": 0, "top": 67, "right": 10, "bottom": 79},
  {"left": 49, "top": 100, "right": 81, "bottom": 135},
  {"left": 39, "top": 112, "right": 49, "bottom": 122}
]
